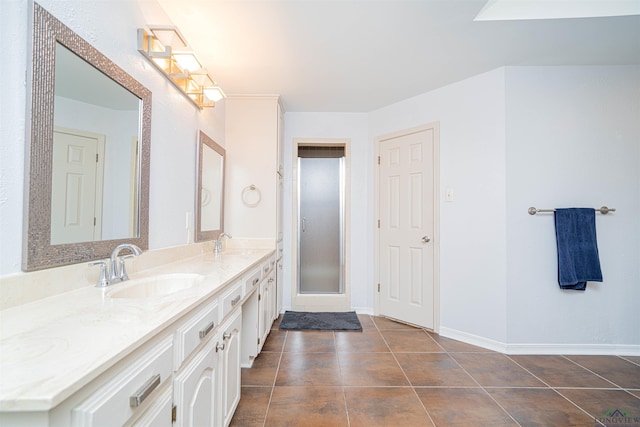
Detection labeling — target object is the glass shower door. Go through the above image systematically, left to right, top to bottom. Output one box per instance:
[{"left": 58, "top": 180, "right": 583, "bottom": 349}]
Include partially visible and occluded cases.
[{"left": 297, "top": 151, "right": 344, "bottom": 294}]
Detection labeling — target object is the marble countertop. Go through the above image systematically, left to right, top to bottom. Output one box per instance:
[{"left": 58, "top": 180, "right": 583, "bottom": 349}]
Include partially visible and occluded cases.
[{"left": 0, "top": 248, "right": 274, "bottom": 412}]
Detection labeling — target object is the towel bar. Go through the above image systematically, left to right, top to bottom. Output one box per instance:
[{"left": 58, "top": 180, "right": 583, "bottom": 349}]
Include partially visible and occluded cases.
[{"left": 528, "top": 206, "right": 616, "bottom": 215}]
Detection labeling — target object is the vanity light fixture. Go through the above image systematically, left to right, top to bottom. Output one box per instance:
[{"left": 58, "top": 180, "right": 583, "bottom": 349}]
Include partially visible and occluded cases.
[{"left": 137, "top": 26, "right": 225, "bottom": 109}]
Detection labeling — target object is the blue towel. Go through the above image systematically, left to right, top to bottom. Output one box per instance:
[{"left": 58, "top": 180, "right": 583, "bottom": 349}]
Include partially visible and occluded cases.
[{"left": 554, "top": 208, "right": 603, "bottom": 290}]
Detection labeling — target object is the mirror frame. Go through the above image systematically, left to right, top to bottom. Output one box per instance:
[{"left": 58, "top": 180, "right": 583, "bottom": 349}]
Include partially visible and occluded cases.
[
  {"left": 23, "top": 3, "right": 152, "bottom": 271},
  {"left": 194, "top": 131, "right": 225, "bottom": 242}
]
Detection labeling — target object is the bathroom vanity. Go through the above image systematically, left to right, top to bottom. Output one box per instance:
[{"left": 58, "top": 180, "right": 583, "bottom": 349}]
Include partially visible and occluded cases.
[{"left": 0, "top": 248, "right": 277, "bottom": 426}]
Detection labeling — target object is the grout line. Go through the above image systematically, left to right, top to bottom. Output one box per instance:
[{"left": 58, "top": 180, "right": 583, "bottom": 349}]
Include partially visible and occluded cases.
[
  {"left": 374, "top": 315, "right": 438, "bottom": 426},
  {"left": 260, "top": 328, "right": 287, "bottom": 427},
  {"left": 333, "top": 330, "right": 351, "bottom": 427},
  {"left": 446, "top": 353, "right": 522, "bottom": 426},
  {"left": 505, "top": 355, "right": 608, "bottom": 426},
  {"left": 560, "top": 355, "right": 622, "bottom": 388},
  {"left": 619, "top": 355, "right": 640, "bottom": 367}
]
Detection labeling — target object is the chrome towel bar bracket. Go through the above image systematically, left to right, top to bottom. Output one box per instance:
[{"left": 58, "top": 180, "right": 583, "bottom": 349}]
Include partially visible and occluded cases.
[{"left": 528, "top": 206, "right": 616, "bottom": 215}]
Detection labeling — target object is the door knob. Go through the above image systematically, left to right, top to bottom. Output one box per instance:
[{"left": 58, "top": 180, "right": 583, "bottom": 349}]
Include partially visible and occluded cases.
[{"left": 421, "top": 236, "right": 431, "bottom": 243}]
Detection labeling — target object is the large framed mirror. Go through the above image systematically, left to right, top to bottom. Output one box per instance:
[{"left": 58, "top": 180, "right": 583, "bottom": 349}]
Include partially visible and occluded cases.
[
  {"left": 23, "top": 3, "right": 151, "bottom": 271},
  {"left": 195, "top": 131, "right": 225, "bottom": 242}
]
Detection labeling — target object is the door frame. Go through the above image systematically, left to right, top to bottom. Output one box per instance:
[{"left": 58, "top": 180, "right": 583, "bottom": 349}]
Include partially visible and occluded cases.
[
  {"left": 373, "top": 123, "right": 440, "bottom": 332},
  {"left": 291, "top": 138, "right": 351, "bottom": 312}
]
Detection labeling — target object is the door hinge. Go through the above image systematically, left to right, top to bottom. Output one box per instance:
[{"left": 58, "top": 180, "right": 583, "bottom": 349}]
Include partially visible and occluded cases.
[
  {"left": 96, "top": 153, "right": 99, "bottom": 163},
  {"left": 377, "top": 155, "right": 380, "bottom": 165},
  {"left": 93, "top": 217, "right": 96, "bottom": 226},
  {"left": 377, "top": 219, "right": 380, "bottom": 228},
  {"left": 378, "top": 283, "right": 380, "bottom": 293},
  {"left": 258, "top": 293, "right": 261, "bottom": 301},
  {"left": 258, "top": 337, "right": 260, "bottom": 345},
  {"left": 171, "top": 405, "right": 176, "bottom": 423}
]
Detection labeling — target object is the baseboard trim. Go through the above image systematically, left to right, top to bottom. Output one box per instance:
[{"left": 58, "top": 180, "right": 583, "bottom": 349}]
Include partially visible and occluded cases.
[
  {"left": 352, "top": 307, "right": 374, "bottom": 315},
  {"left": 439, "top": 327, "right": 508, "bottom": 353},
  {"left": 440, "top": 327, "right": 640, "bottom": 356}
]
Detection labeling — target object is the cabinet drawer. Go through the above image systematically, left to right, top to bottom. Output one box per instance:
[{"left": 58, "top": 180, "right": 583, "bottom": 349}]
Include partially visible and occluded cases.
[
  {"left": 244, "top": 268, "right": 261, "bottom": 295},
  {"left": 221, "top": 279, "right": 243, "bottom": 319},
  {"left": 175, "top": 299, "right": 219, "bottom": 369},
  {"left": 71, "top": 336, "right": 173, "bottom": 427},
  {"left": 128, "top": 382, "right": 172, "bottom": 426}
]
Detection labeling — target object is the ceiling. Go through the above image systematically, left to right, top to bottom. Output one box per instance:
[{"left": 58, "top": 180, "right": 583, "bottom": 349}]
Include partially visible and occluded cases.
[{"left": 153, "top": 0, "right": 640, "bottom": 112}]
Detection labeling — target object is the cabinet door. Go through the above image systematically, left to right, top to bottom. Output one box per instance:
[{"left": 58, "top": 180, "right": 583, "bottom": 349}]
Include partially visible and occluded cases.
[
  {"left": 269, "top": 270, "right": 277, "bottom": 323},
  {"left": 258, "top": 279, "right": 271, "bottom": 349},
  {"left": 219, "top": 310, "right": 242, "bottom": 427},
  {"left": 173, "top": 339, "right": 219, "bottom": 427}
]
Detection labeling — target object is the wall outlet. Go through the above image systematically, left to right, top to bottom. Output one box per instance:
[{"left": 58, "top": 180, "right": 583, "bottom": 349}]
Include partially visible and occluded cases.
[{"left": 445, "top": 189, "right": 454, "bottom": 202}]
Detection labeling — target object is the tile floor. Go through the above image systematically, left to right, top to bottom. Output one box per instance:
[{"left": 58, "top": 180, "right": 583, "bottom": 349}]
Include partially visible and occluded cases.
[{"left": 230, "top": 314, "right": 640, "bottom": 426}]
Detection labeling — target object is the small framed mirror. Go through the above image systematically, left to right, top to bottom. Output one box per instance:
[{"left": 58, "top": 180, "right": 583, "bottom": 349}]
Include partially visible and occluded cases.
[{"left": 195, "top": 131, "right": 225, "bottom": 242}]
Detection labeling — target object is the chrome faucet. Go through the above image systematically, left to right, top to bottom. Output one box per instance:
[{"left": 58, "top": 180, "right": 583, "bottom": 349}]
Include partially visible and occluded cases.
[
  {"left": 214, "top": 233, "right": 232, "bottom": 254},
  {"left": 89, "top": 243, "right": 142, "bottom": 287},
  {"left": 109, "top": 244, "right": 142, "bottom": 283}
]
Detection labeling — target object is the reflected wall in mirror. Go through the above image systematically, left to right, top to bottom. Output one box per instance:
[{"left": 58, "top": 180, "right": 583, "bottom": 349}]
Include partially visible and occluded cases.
[
  {"left": 23, "top": 3, "right": 151, "bottom": 271},
  {"left": 52, "top": 43, "right": 141, "bottom": 244},
  {"left": 195, "top": 131, "right": 225, "bottom": 242}
]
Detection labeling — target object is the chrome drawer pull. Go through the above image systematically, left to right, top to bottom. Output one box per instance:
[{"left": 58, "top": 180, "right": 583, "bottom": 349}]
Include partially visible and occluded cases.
[
  {"left": 252, "top": 278, "right": 259, "bottom": 287},
  {"left": 231, "top": 295, "right": 241, "bottom": 306},
  {"left": 199, "top": 321, "right": 215, "bottom": 340},
  {"left": 223, "top": 332, "right": 232, "bottom": 340},
  {"left": 216, "top": 342, "right": 225, "bottom": 352},
  {"left": 130, "top": 374, "right": 160, "bottom": 408}
]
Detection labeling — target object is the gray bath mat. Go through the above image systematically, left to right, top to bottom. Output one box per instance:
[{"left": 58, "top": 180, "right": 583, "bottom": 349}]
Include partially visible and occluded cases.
[{"left": 279, "top": 311, "right": 362, "bottom": 331}]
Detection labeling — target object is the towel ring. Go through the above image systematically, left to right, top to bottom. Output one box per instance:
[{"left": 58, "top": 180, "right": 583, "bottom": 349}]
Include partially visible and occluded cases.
[{"left": 241, "top": 185, "right": 262, "bottom": 208}]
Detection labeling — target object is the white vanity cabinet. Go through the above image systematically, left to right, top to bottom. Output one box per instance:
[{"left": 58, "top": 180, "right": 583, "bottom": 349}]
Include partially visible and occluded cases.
[
  {"left": 0, "top": 249, "right": 275, "bottom": 427},
  {"left": 241, "top": 254, "right": 277, "bottom": 365},
  {"left": 172, "top": 284, "right": 243, "bottom": 427},
  {"left": 172, "top": 308, "right": 242, "bottom": 427}
]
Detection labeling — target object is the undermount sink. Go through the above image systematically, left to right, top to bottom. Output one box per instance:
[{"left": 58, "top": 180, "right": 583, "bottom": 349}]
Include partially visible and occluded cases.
[{"left": 107, "top": 273, "right": 204, "bottom": 299}]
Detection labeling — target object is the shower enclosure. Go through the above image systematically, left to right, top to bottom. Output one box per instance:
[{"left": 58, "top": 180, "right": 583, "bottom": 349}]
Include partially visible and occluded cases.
[{"left": 297, "top": 145, "right": 345, "bottom": 295}]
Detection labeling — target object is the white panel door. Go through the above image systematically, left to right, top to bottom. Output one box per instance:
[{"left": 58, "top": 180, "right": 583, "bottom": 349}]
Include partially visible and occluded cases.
[
  {"left": 378, "top": 127, "right": 436, "bottom": 329},
  {"left": 51, "top": 129, "right": 104, "bottom": 244}
]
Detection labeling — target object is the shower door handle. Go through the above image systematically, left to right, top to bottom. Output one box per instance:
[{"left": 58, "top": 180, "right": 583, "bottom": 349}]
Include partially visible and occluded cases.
[{"left": 302, "top": 217, "right": 306, "bottom": 232}]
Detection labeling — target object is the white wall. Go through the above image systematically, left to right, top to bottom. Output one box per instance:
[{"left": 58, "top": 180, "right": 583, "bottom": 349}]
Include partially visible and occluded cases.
[
  {"left": 0, "top": 0, "right": 225, "bottom": 276},
  {"left": 505, "top": 66, "right": 640, "bottom": 349},
  {"left": 369, "top": 68, "right": 509, "bottom": 344},
  {"left": 283, "top": 113, "right": 372, "bottom": 312}
]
